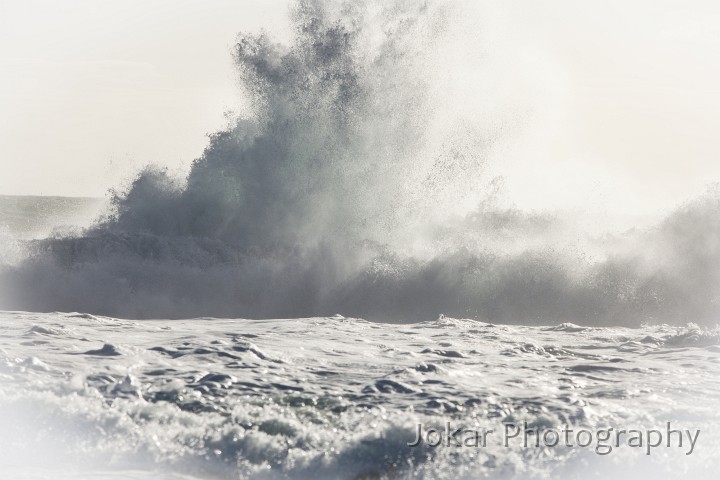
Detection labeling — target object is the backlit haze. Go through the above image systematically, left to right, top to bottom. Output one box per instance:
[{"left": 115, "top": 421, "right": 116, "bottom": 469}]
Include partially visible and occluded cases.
[{"left": 2, "top": 0, "right": 720, "bottom": 220}]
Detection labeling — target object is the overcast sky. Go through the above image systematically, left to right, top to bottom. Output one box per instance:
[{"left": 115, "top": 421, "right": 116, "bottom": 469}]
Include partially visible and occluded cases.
[{"left": 1, "top": 0, "right": 719, "bottom": 217}]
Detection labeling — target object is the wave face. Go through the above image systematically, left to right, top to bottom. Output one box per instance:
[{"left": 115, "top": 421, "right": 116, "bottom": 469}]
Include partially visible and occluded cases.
[{"left": 1, "top": 0, "right": 720, "bottom": 325}]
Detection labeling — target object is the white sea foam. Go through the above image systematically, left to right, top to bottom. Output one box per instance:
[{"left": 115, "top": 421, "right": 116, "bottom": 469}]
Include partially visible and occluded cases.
[
  {"left": 0, "top": 2, "right": 718, "bottom": 479},
  {"left": 1, "top": 311, "right": 718, "bottom": 479}
]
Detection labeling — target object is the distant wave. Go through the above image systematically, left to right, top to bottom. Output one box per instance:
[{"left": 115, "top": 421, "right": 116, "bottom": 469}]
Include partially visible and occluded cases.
[{"left": 1, "top": 0, "right": 719, "bottom": 326}]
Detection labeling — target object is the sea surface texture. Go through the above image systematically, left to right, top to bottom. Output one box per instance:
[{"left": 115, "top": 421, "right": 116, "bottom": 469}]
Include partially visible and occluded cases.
[
  {"left": 1, "top": 2, "right": 719, "bottom": 479},
  {"left": 1, "top": 311, "right": 718, "bottom": 479}
]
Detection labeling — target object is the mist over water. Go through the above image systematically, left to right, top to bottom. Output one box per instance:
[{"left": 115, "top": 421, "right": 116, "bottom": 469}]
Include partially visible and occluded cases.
[{"left": 1, "top": 0, "right": 719, "bottom": 326}]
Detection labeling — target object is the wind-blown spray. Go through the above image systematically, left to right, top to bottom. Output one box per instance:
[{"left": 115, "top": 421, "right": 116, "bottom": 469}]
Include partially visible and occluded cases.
[{"left": 1, "top": 0, "right": 719, "bottom": 325}]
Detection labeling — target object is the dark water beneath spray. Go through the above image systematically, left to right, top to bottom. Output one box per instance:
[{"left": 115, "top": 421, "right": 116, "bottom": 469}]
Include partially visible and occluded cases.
[{"left": 1, "top": 0, "right": 719, "bottom": 326}]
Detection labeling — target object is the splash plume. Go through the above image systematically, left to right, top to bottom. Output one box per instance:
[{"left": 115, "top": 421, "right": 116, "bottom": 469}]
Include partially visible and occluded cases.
[{"left": 1, "top": 0, "right": 719, "bottom": 326}]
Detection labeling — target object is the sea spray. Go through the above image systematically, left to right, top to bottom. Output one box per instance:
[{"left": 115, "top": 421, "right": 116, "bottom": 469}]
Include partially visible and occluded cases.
[{"left": 1, "top": 0, "right": 719, "bottom": 325}]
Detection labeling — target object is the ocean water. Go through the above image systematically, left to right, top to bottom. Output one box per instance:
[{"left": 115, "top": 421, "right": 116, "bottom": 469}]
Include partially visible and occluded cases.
[
  {"left": 1, "top": 1, "right": 719, "bottom": 478},
  {"left": 2, "top": 1, "right": 719, "bottom": 326},
  {"left": 0, "top": 195, "right": 104, "bottom": 267},
  {"left": 0, "top": 196, "right": 104, "bottom": 241},
  {"left": 1, "top": 311, "right": 718, "bottom": 479}
]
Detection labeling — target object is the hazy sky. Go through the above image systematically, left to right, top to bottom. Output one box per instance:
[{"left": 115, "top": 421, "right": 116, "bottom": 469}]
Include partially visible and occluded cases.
[
  {"left": 0, "top": 0, "right": 289, "bottom": 196},
  {"left": 1, "top": 0, "right": 719, "bottom": 216}
]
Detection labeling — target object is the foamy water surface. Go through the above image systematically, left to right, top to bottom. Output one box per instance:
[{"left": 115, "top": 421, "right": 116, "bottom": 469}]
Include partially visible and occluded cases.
[{"left": 1, "top": 311, "right": 718, "bottom": 479}]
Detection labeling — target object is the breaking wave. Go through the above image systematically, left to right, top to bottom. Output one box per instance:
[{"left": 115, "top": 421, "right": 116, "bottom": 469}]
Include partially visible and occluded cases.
[{"left": 1, "top": 0, "right": 719, "bottom": 326}]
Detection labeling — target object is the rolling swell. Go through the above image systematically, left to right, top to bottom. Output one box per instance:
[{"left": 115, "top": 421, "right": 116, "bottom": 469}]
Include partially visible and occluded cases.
[{"left": 1, "top": 0, "right": 719, "bottom": 326}]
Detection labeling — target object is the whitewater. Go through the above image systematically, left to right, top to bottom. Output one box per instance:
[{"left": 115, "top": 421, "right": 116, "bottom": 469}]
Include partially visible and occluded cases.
[
  {"left": 1, "top": 1, "right": 719, "bottom": 478},
  {"left": 2, "top": 1, "right": 720, "bottom": 326},
  {"left": 1, "top": 311, "right": 718, "bottom": 479}
]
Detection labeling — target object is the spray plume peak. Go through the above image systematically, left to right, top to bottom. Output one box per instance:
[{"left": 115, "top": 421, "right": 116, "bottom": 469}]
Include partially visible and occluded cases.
[{"left": 1, "top": 0, "right": 718, "bottom": 326}]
